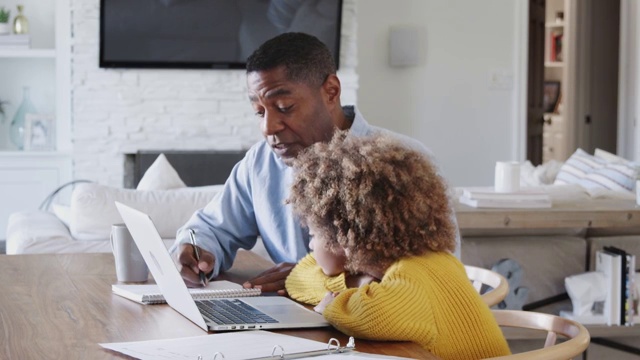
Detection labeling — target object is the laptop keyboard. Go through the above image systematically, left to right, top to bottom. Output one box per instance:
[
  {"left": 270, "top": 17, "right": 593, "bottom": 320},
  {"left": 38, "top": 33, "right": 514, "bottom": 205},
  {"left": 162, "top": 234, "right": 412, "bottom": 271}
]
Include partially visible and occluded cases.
[{"left": 196, "top": 299, "right": 279, "bottom": 325}]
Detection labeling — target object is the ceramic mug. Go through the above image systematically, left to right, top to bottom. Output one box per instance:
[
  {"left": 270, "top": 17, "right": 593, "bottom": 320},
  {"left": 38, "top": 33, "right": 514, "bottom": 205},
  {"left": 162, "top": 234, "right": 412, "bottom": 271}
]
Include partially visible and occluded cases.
[
  {"left": 495, "top": 161, "right": 520, "bottom": 193},
  {"left": 110, "top": 223, "right": 148, "bottom": 283}
]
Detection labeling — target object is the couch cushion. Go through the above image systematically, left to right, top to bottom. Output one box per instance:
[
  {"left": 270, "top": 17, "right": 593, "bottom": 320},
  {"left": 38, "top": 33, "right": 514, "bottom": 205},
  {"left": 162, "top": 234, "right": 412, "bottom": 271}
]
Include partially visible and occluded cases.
[
  {"left": 70, "top": 183, "right": 223, "bottom": 241},
  {"left": 7, "top": 210, "right": 177, "bottom": 254}
]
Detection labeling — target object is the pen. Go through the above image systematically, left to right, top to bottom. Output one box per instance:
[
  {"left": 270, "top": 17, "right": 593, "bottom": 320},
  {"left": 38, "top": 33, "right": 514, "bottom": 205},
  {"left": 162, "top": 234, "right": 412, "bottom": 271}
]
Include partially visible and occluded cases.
[{"left": 188, "top": 228, "right": 207, "bottom": 286}]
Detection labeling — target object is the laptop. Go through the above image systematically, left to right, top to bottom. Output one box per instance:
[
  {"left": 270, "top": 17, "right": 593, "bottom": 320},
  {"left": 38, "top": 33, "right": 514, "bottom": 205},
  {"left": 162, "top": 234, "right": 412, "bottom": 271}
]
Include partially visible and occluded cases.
[{"left": 115, "top": 201, "right": 329, "bottom": 332}]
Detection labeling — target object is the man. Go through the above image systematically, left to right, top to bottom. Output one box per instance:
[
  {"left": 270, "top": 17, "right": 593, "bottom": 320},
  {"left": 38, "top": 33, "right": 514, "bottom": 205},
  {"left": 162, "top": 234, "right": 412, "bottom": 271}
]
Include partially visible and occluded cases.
[{"left": 172, "top": 32, "right": 455, "bottom": 293}]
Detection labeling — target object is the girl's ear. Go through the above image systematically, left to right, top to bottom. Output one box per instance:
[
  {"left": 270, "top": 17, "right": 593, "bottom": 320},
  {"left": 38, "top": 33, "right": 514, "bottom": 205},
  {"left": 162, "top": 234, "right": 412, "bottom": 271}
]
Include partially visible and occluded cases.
[{"left": 321, "top": 74, "right": 341, "bottom": 108}]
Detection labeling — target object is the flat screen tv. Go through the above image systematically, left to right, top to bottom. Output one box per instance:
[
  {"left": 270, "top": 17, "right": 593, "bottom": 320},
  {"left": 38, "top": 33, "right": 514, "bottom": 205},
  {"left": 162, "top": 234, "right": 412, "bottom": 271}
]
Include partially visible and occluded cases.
[{"left": 99, "top": 0, "right": 343, "bottom": 70}]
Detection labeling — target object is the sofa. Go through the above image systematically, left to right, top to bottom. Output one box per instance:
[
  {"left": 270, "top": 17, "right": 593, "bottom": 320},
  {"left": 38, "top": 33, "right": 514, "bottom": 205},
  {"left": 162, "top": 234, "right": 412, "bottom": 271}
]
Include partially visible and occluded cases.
[{"left": 6, "top": 153, "right": 270, "bottom": 258}]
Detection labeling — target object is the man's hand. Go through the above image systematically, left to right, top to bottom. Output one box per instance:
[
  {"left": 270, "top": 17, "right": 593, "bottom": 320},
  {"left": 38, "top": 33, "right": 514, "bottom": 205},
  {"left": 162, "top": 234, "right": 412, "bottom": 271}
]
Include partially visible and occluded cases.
[
  {"left": 174, "top": 243, "right": 215, "bottom": 288},
  {"left": 242, "top": 262, "right": 295, "bottom": 295}
]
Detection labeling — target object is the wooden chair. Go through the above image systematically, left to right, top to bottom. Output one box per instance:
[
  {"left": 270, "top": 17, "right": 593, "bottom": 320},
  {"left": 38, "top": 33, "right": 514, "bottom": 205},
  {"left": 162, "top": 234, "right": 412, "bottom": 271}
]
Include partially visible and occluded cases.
[
  {"left": 465, "top": 265, "right": 509, "bottom": 307},
  {"left": 487, "top": 310, "right": 590, "bottom": 359}
]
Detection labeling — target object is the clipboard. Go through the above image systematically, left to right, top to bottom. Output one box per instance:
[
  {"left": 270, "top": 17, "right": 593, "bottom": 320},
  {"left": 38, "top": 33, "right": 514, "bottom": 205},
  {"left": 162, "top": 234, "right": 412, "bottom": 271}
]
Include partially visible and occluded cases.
[
  {"left": 101, "top": 330, "right": 398, "bottom": 360},
  {"left": 202, "top": 337, "right": 356, "bottom": 360}
]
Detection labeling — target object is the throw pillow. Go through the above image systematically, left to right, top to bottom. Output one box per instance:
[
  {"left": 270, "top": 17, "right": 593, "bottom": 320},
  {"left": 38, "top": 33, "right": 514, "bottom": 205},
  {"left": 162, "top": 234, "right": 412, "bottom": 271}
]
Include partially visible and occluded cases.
[
  {"left": 594, "top": 147, "right": 640, "bottom": 178},
  {"left": 554, "top": 148, "right": 605, "bottom": 185},
  {"left": 555, "top": 148, "right": 636, "bottom": 192},
  {"left": 594, "top": 148, "right": 628, "bottom": 164},
  {"left": 136, "top": 153, "right": 186, "bottom": 191},
  {"left": 578, "top": 162, "right": 637, "bottom": 193},
  {"left": 52, "top": 203, "right": 71, "bottom": 228}
]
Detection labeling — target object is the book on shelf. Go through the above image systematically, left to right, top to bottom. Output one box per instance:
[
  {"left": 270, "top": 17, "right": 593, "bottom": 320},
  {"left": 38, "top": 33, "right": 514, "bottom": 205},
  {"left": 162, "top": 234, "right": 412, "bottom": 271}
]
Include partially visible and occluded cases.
[
  {"left": 550, "top": 30, "right": 563, "bottom": 62},
  {"left": 0, "top": 34, "right": 30, "bottom": 48},
  {"left": 461, "top": 187, "right": 550, "bottom": 201},
  {"left": 603, "top": 246, "right": 637, "bottom": 326},
  {"left": 596, "top": 249, "right": 622, "bottom": 326},
  {"left": 561, "top": 253, "right": 638, "bottom": 326},
  {"left": 112, "top": 280, "right": 261, "bottom": 305}
]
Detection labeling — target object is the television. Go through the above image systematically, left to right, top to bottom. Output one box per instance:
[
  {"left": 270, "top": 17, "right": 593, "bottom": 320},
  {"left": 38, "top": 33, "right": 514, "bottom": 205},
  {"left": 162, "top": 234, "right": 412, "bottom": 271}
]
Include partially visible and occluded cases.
[{"left": 99, "top": 0, "right": 343, "bottom": 70}]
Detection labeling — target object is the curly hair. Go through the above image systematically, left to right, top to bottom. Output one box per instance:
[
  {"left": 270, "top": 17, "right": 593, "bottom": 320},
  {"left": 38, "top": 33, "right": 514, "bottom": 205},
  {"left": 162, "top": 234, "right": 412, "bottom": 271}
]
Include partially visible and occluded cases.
[
  {"left": 246, "top": 32, "right": 336, "bottom": 88},
  {"left": 288, "top": 131, "right": 456, "bottom": 272}
]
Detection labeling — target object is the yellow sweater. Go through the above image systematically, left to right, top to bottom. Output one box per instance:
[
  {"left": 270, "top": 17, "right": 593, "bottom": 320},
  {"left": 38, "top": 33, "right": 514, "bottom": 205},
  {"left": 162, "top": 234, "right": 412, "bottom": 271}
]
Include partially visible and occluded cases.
[{"left": 286, "top": 252, "right": 511, "bottom": 360}]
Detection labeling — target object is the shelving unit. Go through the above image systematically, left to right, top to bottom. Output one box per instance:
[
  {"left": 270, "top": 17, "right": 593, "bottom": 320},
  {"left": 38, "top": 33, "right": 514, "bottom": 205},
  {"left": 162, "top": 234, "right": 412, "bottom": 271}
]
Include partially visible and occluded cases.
[
  {"left": 0, "top": 0, "right": 71, "bottom": 239},
  {"left": 542, "top": 0, "right": 569, "bottom": 163},
  {"left": 0, "top": 48, "right": 56, "bottom": 58}
]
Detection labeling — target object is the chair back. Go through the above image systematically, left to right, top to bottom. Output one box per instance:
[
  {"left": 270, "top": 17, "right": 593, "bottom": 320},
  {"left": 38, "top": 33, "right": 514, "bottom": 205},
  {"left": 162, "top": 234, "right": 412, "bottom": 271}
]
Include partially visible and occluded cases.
[
  {"left": 465, "top": 265, "right": 509, "bottom": 307},
  {"left": 486, "top": 310, "right": 590, "bottom": 360}
]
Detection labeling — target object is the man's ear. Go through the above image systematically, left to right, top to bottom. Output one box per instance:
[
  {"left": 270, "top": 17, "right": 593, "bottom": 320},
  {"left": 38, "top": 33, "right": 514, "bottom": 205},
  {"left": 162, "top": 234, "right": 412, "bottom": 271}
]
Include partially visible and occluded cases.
[{"left": 321, "top": 74, "right": 341, "bottom": 108}]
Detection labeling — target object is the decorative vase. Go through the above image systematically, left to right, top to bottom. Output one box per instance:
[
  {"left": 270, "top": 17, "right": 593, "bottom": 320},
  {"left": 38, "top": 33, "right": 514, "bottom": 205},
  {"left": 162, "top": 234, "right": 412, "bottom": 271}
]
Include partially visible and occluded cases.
[
  {"left": 13, "top": 5, "right": 28, "bottom": 35},
  {"left": 10, "top": 86, "right": 37, "bottom": 150}
]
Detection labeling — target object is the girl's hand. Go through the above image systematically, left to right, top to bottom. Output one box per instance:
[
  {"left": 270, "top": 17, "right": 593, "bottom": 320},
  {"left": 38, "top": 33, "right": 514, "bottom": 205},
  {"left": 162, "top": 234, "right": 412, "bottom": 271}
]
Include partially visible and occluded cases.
[{"left": 314, "top": 291, "right": 337, "bottom": 314}]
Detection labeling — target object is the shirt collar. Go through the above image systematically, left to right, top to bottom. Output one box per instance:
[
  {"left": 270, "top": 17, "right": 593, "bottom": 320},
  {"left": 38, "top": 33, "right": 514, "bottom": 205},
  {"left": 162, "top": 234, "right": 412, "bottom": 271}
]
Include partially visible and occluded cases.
[{"left": 343, "top": 105, "right": 370, "bottom": 137}]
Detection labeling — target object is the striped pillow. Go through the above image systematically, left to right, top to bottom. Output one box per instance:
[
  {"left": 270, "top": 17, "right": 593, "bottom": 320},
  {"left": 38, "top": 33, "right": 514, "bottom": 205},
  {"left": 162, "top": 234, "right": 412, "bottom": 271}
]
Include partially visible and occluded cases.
[
  {"left": 554, "top": 149, "right": 637, "bottom": 192},
  {"left": 554, "top": 149, "right": 605, "bottom": 185}
]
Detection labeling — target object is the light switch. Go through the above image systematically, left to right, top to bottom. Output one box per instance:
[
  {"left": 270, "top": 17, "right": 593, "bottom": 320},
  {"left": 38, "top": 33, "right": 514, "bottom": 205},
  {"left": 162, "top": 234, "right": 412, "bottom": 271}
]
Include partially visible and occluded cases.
[{"left": 489, "top": 69, "right": 513, "bottom": 90}]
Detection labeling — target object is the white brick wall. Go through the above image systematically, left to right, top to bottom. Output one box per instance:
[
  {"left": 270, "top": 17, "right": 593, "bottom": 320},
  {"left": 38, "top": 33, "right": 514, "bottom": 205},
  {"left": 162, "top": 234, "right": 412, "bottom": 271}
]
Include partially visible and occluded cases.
[{"left": 70, "top": 0, "right": 359, "bottom": 187}]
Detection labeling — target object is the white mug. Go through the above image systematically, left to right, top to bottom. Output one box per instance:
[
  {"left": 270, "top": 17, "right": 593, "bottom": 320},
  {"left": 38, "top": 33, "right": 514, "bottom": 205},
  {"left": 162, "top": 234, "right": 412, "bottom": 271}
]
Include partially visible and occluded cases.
[
  {"left": 495, "top": 161, "right": 520, "bottom": 193},
  {"left": 110, "top": 223, "right": 148, "bottom": 283}
]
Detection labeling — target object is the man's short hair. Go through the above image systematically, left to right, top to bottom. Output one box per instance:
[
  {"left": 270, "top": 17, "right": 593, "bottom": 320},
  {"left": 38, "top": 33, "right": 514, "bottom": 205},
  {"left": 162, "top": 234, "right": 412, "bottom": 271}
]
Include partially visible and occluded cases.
[{"left": 246, "top": 32, "right": 336, "bottom": 87}]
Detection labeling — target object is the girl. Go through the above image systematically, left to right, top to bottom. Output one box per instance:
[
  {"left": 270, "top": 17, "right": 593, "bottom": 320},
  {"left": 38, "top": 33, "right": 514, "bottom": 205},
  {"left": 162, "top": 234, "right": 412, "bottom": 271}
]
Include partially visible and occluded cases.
[{"left": 285, "top": 132, "right": 510, "bottom": 360}]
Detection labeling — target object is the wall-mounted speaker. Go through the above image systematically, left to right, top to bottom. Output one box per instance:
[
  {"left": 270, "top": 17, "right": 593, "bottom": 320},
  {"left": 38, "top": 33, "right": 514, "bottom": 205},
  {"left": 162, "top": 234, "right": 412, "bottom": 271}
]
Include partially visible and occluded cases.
[{"left": 389, "top": 25, "right": 424, "bottom": 68}]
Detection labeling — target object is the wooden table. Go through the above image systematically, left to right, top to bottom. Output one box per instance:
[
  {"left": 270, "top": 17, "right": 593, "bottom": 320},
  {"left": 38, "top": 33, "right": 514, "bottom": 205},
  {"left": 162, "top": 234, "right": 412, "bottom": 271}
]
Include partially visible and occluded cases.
[
  {"left": 455, "top": 199, "right": 640, "bottom": 231},
  {"left": 0, "top": 251, "right": 435, "bottom": 359}
]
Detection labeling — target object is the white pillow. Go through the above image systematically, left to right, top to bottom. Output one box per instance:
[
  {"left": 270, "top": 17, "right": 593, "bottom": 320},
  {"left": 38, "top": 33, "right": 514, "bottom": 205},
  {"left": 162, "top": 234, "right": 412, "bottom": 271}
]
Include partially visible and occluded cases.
[
  {"left": 594, "top": 148, "right": 628, "bottom": 164},
  {"left": 594, "top": 148, "right": 640, "bottom": 180},
  {"left": 136, "top": 153, "right": 186, "bottom": 191},
  {"left": 520, "top": 160, "right": 563, "bottom": 187},
  {"left": 70, "top": 183, "right": 223, "bottom": 241},
  {"left": 52, "top": 203, "right": 72, "bottom": 227}
]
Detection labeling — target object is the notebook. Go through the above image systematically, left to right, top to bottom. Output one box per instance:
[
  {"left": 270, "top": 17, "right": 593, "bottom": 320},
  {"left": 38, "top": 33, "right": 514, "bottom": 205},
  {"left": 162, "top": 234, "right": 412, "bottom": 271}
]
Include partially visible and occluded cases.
[
  {"left": 114, "top": 201, "right": 329, "bottom": 332},
  {"left": 112, "top": 281, "right": 261, "bottom": 305},
  {"left": 101, "top": 330, "right": 361, "bottom": 360}
]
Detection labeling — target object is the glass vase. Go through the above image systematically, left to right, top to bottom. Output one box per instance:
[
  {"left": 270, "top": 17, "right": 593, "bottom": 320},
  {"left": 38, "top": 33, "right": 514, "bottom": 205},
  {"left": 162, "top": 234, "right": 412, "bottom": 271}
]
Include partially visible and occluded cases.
[
  {"left": 13, "top": 5, "right": 28, "bottom": 34},
  {"left": 10, "top": 86, "right": 37, "bottom": 150}
]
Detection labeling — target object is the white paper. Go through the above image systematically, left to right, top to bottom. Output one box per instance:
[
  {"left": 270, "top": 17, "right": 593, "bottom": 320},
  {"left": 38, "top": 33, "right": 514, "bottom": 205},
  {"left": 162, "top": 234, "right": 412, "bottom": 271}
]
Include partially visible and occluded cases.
[
  {"left": 100, "top": 331, "right": 328, "bottom": 360},
  {"left": 306, "top": 355, "right": 410, "bottom": 360}
]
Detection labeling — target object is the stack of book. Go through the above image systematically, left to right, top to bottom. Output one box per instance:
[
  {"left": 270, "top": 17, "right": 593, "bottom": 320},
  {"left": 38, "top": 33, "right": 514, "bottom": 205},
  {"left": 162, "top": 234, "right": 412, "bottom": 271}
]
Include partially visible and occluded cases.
[
  {"left": 0, "top": 34, "right": 30, "bottom": 49},
  {"left": 458, "top": 187, "right": 552, "bottom": 209},
  {"left": 595, "top": 247, "right": 637, "bottom": 326}
]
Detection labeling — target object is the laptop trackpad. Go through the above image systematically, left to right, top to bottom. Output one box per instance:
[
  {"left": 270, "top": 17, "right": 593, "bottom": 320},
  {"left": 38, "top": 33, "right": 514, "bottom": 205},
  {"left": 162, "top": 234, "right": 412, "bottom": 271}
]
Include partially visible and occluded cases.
[{"left": 243, "top": 297, "right": 325, "bottom": 322}]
